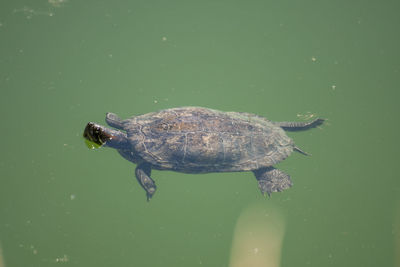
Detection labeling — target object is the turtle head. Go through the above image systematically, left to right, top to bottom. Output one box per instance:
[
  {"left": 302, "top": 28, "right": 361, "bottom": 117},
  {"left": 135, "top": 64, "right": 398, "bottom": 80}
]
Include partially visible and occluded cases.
[
  {"left": 83, "top": 122, "right": 113, "bottom": 149},
  {"left": 83, "top": 122, "right": 128, "bottom": 150}
]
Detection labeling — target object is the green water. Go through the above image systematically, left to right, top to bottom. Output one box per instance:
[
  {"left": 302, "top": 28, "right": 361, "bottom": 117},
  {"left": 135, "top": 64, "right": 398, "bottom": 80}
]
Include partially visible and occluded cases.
[{"left": 1, "top": 0, "right": 399, "bottom": 266}]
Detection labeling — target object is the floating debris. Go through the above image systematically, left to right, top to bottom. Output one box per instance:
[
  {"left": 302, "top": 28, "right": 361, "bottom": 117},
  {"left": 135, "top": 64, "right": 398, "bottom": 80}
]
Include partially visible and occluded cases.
[
  {"left": 14, "top": 0, "right": 67, "bottom": 19},
  {"left": 48, "top": 0, "right": 68, "bottom": 8},
  {"left": 14, "top": 6, "right": 53, "bottom": 19},
  {"left": 297, "top": 112, "right": 316, "bottom": 121},
  {"left": 30, "top": 245, "right": 38, "bottom": 255},
  {"left": 55, "top": 254, "right": 69, "bottom": 263}
]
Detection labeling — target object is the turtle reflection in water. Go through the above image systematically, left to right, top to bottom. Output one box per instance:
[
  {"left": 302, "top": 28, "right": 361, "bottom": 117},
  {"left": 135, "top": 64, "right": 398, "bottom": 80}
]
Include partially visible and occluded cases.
[{"left": 83, "top": 107, "right": 324, "bottom": 200}]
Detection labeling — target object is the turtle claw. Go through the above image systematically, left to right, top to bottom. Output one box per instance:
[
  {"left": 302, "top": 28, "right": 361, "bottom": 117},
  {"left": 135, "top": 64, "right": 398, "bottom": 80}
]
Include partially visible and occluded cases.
[{"left": 146, "top": 187, "right": 156, "bottom": 201}]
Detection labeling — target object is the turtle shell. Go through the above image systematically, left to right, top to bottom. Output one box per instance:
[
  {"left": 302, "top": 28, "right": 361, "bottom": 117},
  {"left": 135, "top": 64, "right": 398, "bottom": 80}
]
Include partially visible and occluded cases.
[{"left": 121, "top": 107, "right": 294, "bottom": 173}]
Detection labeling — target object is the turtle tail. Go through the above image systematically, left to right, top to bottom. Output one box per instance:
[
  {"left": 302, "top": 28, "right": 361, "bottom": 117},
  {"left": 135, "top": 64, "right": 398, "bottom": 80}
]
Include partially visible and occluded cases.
[
  {"left": 106, "top": 112, "right": 124, "bottom": 129},
  {"left": 294, "top": 146, "right": 310, "bottom": 156}
]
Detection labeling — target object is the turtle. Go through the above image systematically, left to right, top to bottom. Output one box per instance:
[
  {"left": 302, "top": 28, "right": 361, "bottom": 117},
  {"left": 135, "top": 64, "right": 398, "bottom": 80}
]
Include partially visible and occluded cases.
[{"left": 83, "top": 107, "right": 324, "bottom": 200}]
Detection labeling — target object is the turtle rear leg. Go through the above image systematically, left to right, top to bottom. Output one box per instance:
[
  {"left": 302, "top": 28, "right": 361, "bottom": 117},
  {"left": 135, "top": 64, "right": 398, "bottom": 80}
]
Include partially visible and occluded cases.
[
  {"left": 106, "top": 112, "right": 124, "bottom": 129},
  {"left": 274, "top": 118, "right": 324, "bottom": 131},
  {"left": 135, "top": 164, "right": 157, "bottom": 201},
  {"left": 253, "top": 167, "right": 292, "bottom": 197}
]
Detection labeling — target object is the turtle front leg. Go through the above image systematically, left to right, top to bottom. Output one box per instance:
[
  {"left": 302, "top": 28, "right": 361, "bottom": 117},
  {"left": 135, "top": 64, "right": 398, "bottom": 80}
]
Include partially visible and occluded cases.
[
  {"left": 135, "top": 164, "right": 157, "bottom": 201},
  {"left": 253, "top": 167, "right": 292, "bottom": 197}
]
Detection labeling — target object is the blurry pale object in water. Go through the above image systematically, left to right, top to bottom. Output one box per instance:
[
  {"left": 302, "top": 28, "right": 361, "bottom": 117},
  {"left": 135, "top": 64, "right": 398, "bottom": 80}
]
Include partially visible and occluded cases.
[
  {"left": 395, "top": 200, "right": 400, "bottom": 267},
  {"left": 229, "top": 203, "right": 285, "bottom": 267},
  {"left": 0, "top": 241, "right": 5, "bottom": 267}
]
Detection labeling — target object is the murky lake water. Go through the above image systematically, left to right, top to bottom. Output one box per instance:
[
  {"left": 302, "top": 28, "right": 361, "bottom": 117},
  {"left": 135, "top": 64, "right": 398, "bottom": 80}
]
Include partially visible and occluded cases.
[{"left": 1, "top": 0, "right": 399, "bottom": 266}]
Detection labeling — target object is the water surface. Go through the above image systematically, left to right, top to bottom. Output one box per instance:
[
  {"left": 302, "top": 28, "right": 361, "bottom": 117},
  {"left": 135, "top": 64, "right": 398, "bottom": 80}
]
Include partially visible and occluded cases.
[{"left": 0, "top": 0, "right": 399, "bottom": 266}]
